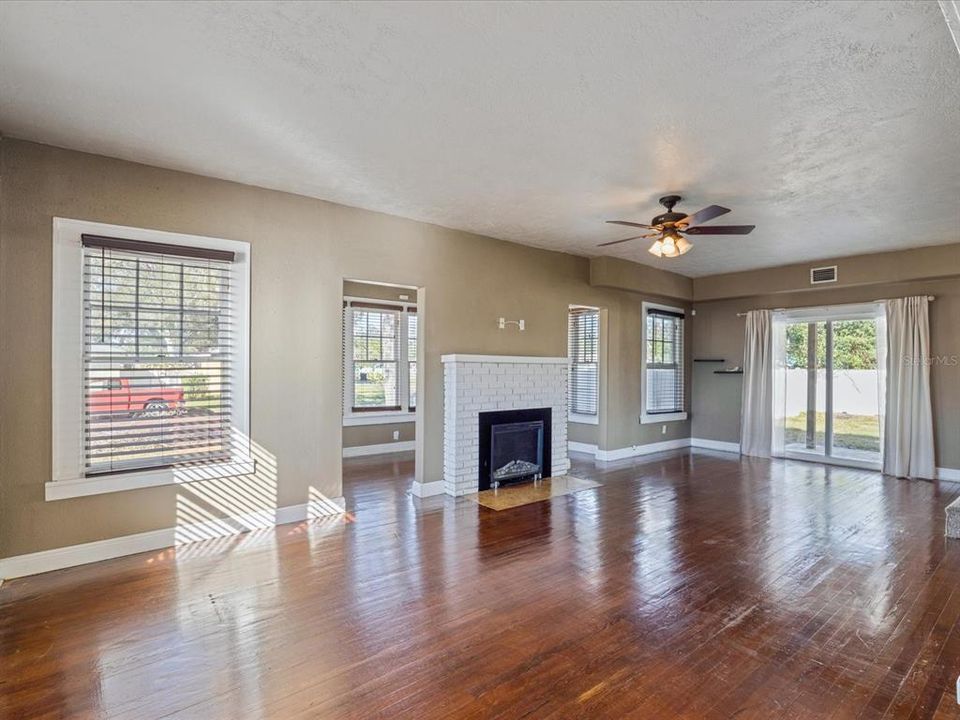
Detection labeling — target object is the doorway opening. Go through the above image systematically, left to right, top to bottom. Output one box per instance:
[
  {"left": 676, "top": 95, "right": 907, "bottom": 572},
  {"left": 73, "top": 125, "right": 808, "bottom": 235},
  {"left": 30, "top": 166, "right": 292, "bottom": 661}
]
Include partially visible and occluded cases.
[
  {"left": 341, "top": 278, "right": 422, "bottom": 505},
  {"left": 773, "top": 303, "right": 885, "bottom": 469}
]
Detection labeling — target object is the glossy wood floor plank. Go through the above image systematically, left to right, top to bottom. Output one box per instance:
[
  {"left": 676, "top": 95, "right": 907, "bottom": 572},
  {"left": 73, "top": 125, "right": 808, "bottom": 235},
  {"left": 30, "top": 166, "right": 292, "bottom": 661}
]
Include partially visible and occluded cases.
[{"left": 3, "top": 450, "right": 960, "bottom": 719}]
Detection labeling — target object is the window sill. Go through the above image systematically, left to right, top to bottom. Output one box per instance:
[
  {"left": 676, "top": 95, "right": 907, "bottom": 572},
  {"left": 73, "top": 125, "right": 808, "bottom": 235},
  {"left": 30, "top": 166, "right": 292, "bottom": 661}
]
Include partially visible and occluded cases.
[
  {"left": 343, "top": 412, "right": 416, "bottom": 427},
  {"left": 640, "top": 412, "right": 688, "bottom": 424},
  {"left": 569, "top": 413, "right": 600, "bottom": 425},
  {"left": 46, "top": 458, "right": 256, "bottom": 501}
]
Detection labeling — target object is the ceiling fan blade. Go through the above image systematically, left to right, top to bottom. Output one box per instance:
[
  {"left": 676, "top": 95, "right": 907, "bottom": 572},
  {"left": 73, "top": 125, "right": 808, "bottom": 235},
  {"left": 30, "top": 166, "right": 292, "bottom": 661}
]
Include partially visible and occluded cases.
[
  {"left": 679, "top": 205, "right": 730, "bottom": 228},
  {"left": 606, "top": 220, "right": 655, "bottom": 229},
  {"left": 683, "top": 225, "right": 755, "bottom": 235},
  {"left": 598, "top": 234, "right": 656, "bottom": 247}
]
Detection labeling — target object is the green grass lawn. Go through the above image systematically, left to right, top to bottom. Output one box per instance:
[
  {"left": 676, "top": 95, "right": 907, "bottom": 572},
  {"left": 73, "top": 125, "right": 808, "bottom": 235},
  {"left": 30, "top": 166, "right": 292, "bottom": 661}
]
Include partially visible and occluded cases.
[
  {"left": 354, "top": 382, "right": 386, "bottom": 407},
  {"left": 784, "top": 412, "right": 880, "bottom": 452}
]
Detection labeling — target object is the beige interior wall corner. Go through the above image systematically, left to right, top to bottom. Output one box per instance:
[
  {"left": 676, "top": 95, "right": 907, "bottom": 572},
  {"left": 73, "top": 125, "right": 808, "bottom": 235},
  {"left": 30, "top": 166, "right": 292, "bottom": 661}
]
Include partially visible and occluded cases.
[
  {"left": 5, "top": 136, "right": 953, "bottom": 560},
  {"left": 0, "top": 138, "right": 689, "bottom": 558},
  {"left": 590, "top": 240, "right": 960, "bottom": 468},
  {"left": 691, "top": 244, "right": 960, "bottom": 301},
  {"left": 589, "top": 255, "right": 693, "bottom": 301},
  {"left": 689, "top": 274, "right": 960, "bottom": 468}
]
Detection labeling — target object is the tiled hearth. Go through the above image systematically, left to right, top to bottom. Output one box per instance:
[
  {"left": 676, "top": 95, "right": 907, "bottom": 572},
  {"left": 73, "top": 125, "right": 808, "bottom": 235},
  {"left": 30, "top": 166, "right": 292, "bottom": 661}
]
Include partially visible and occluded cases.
[{"left": 442, "top": 354, "right": 569, "bottom": 496}]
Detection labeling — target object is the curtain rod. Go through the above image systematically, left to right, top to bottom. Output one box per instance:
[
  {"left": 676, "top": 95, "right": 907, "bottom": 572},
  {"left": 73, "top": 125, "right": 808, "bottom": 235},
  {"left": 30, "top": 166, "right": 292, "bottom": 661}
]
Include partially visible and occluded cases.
[{"left": 735, "top": 296, "right": 935, "bottom": 317}]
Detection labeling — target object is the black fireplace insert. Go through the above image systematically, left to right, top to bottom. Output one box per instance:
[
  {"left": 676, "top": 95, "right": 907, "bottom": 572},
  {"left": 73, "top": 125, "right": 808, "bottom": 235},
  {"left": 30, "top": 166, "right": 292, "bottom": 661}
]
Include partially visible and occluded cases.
[{"left": 478, "top": 408, "right": 552, "bottom": 490}]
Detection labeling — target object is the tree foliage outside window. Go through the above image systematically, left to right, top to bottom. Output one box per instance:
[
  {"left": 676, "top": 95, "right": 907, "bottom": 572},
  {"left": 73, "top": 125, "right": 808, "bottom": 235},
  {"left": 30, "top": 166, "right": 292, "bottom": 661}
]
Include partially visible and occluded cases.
[{"left": 785, "top": 320, "right": 877, "bottom": 369}]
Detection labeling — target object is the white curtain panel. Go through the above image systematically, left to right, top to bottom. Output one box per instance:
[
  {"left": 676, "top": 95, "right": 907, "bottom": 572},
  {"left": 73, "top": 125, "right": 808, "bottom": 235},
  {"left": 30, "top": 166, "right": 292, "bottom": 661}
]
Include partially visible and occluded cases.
[
  {"left": 883, "top": 296, "right": 935, "bottom": 479},
  {"left": 741, "top": 309, "right": 774, "bottom": 458}
]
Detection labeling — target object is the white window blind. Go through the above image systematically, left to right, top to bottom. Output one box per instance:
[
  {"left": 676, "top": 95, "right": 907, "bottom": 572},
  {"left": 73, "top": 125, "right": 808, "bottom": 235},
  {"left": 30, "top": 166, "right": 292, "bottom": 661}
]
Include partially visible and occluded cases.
[
  {"left": 82, "top": 235, "right": 237, "bottom": 476},
  {"left": 343, "top": 300, "right": 417, "bottom": 415},
  {"left": 568, "top": 307, "right": 599, "bottom": 417},
  {"left": 645, "top": 307, "right": 685, "bottom": 415},
  {"left": 408, "top": 313, "right": 418, "bottom": 410}
]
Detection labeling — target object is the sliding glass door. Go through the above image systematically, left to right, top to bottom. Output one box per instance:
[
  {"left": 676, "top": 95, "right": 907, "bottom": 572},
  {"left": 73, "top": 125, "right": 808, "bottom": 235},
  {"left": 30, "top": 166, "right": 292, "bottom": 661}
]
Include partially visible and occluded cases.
[
  {"left": 774, "top": 305, "right": 885, "bottom": 469},
  {"left": 830, "top": 318, "right": 884, "bottom": 463},
  {"left": 782, "top": 320, "right": 828, "bottom": 458}
]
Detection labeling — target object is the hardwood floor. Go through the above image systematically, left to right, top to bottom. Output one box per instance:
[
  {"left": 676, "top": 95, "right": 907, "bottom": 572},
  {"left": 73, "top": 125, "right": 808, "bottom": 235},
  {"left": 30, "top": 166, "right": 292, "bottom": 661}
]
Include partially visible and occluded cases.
[{"left": 3, "top": 449, "right": 960, "bottom": 719}]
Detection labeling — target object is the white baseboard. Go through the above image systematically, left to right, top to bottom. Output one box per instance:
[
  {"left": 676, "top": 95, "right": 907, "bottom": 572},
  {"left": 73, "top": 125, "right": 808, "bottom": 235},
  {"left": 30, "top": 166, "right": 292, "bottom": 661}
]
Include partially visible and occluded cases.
[
  {"left": 571, "top": 437, "right": 743, "bottom": 462},
  {"left": 595, "top": 438, "right": 691, "bottom": 461},
  {"left": 691, "top": 438, "right": 741, "bottom": 454},
  {"left": 342, "top": 440, "right": 415, "bottom": 458},
  {"left": 568, "top": 441, "right": 599, "bottom": 455},
  {"left": 938, "top": 467, "right": 960, "bottom": 482},
  {"left": 411, "top": 480, "right": 445, "bottom": 497},
  {"left": 0, "top": 497, "right": 345, "bottom": 581}
]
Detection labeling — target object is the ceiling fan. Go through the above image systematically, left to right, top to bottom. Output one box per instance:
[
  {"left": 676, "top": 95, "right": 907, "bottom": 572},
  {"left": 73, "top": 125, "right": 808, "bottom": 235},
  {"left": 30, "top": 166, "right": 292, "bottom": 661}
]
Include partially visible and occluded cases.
[{"left": 600, "top": 195, "right": 754, "bottom": 258}]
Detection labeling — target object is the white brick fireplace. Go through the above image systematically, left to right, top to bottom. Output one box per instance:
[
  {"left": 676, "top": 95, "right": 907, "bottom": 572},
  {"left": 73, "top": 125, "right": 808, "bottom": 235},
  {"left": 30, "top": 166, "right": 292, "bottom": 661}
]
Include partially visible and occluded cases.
[{"left": 442, "top": 354, "right": 569, "bottom": 496}]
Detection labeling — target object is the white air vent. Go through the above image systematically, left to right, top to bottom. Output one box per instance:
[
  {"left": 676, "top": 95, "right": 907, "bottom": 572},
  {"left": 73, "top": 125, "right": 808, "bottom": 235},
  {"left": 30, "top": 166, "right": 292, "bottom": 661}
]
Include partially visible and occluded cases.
[{"left": 810, "top": 265, "right": 837, "bottom": 284}]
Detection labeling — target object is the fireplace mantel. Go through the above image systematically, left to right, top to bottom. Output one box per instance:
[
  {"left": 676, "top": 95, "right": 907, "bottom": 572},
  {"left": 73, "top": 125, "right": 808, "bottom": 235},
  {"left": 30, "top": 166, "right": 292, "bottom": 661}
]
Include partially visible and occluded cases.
[{"left": 441, "top": 354, "right": 568, "bottom": 365}]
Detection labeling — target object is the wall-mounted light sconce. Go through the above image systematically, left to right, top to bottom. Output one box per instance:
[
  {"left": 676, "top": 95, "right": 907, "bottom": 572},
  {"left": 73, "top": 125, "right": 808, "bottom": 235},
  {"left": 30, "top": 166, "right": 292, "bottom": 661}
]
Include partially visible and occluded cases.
[{"left": 498, "top": 317, "right": 525, "bottom": 331}]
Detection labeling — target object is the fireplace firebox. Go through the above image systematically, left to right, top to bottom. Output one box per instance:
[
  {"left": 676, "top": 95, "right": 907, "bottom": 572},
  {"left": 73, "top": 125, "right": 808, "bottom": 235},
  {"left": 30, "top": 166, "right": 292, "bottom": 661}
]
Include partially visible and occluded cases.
[{"left": 478, "top": 408, "right": 552, "bottom": 491}]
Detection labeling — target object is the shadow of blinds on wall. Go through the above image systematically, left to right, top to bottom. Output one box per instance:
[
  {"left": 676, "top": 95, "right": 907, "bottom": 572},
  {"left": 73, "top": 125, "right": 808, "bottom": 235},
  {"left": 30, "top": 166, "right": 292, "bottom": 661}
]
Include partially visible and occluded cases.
[
  {"left": 81, "top": 235, "right": 236, "bottom": 476},
  {"left": 568, "top": 307, "right": 599, "bottom": 417}
]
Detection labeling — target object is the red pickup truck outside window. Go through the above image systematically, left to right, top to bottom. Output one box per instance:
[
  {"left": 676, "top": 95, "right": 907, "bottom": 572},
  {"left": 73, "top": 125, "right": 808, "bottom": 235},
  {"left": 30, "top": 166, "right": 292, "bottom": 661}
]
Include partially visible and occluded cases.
[{"left": 87, "top": 378, "right": 185, "bottom": 416}]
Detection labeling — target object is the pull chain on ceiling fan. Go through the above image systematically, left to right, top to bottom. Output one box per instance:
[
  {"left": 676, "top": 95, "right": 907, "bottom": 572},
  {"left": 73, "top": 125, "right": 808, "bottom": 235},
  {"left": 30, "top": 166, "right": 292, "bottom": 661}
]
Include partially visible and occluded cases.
[{"left": 600, "top": 195, "right": 755, "bottom": 258}]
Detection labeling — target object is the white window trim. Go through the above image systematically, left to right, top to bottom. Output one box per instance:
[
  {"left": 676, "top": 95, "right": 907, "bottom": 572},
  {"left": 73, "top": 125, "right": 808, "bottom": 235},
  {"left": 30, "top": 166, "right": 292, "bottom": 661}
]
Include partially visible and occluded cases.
[
  {"left": 49, "top": 218, "right": 251, "bottom": 500},
  {"left": 342, "top": 298, "right": 417, "bottom": 425},
  {"left": 640, "top": 301, "right": 687, "bottom": 425},
  {"left": 640, "top": 411, "right": 687, "bottom": 424},
  {"left": 569, "top": 412, "right": 600, "bottom": 426},
  {"left": 342, "top": 414, "right": 415, "bottom": 427}
]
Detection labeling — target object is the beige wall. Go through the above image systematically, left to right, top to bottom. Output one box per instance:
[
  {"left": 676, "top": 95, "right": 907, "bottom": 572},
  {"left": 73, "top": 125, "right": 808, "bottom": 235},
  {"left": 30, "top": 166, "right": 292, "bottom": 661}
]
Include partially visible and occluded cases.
[
  {"left": 0, "top": 139, "right": 689, "bottom": 558},
  {"left": 693, "top": 245, "right": 960, "bottom": 301},
  {"left": 590, "top": 255, "right": 692, "bottom": 300},
  {"left": 691, "top": 277, "right": 960, "bottom": 469},
  {"left": 601, "top": 296, "right": 692, "bottom": 449},
  {"left": 565, "top": 299, "right": 693, "bottom": 452},
  {"left": 343, "top": 422, "right": 416, "bottom": 448},
  {"left": 567, "top": 422, "right": 598, "bottom": 446}
]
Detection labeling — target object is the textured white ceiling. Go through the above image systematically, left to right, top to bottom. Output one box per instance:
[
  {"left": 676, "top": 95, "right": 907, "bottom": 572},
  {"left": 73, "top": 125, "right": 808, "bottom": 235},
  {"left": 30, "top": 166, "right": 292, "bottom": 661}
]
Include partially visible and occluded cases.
[{"left": 1, "top": 1, "right": 958, "bottom": 276}]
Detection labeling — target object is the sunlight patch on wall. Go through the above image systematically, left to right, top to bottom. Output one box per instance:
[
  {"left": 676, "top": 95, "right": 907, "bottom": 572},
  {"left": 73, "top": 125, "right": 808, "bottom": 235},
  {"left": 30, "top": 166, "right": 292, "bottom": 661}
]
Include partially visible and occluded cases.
[{"left": 173, "top": 432, "right": 279, "bottom": 546}]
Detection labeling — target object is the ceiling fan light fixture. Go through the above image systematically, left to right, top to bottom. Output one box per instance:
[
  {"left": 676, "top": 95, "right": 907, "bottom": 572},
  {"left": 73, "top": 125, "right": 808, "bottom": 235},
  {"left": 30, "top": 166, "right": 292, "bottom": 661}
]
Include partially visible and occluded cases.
[
  {"left": 601, "top": 195, "right": 753, "bottom": 254},
  {"left": 660, "top": 235, "right": 679, "bottom": 257}
]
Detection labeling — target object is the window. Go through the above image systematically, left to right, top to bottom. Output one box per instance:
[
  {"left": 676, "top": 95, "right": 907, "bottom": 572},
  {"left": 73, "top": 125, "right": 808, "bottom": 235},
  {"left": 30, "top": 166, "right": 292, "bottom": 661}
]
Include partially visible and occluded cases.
[
  {"left": 51, "top": 218, "right": 251, "bottom": 499},
  {"left": 343, "top": 300, "right": 417, "bottom": 419},
  {"left": 642, "top": 303, "right": 686, "bottom": 423},
  {"left": 350, "top": 306, "right": 400, "bottom": 411},
  {"left": 568, "top": 306, "right": 599, "bottom": 423}
]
